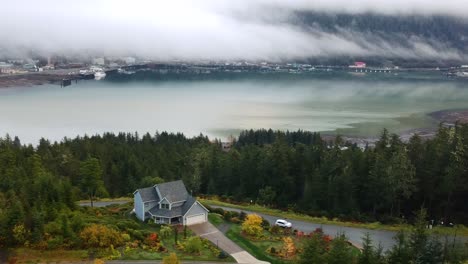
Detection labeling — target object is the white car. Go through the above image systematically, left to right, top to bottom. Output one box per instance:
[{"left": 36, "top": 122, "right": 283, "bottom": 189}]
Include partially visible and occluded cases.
[{"left": 275, "top": 219, "right": 292, "bottom": 228}]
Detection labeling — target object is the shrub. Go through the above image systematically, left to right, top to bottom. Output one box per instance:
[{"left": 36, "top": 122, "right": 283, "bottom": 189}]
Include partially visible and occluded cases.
[
  {"left": 211, "top": 207, "right": 225, "bottom": 215},
  {"left": 223, "top": 211, "right": 232, "bottom": 221},
  {"left": 230, "top": 211, "right": 240, "bottom": 218},
  {"left": 239, "top": 211, "right": 247, "bottom": 221},
  {"left": 242, "top": 214, "right": 263, "bottom": 238},
  {"left": 230, "top": 217, "right": 241, "bottom": 224},
  {"left": 261, "top": 218, "right": 271, "bottom": 230},
  {"left": 116, "top": 220, "right": 139, "bottom": 230},
  {"left": 44, "top": 221, "right": 62, "bottom": 236},
  {"left": 13, "top": 224, "right": 30, "bottom": 246},
  {"left": 79, "top": 224, "right": 123, "bottom": 248},
  {"left": 160, "top": 225, "right": 172, "bottom": 239},
  {"left": 270, "top": 225, "right": 282, "bottom": 235},
  {"left": 131, "top": 230, "right": 144, "bottom": 241},
  {"left": 121, "top": 233, "right": 131, "bottom": 242},
  {"left": 145, "top": 233, "right": 160, "bottom": 248},
  {"left": 47, "top": 236, "right": 63, "bottom": 250},
  {"left": 184, "top": 236, "right": 203, "bottom": 254},
  {"left": 282, "top": 237, "right": 296, "bottom": 258},
  {"left": 270, "top": 247, "right": 276, "bottom": 254},
  {"left": 218, "top": 251, "right": 229, "bottom": 259},
  {"left": 163, "top": 253, "right": 180, "bottom": 264},
  {"left": 94, "top": 259, "right": 105, "bottom": 264}
]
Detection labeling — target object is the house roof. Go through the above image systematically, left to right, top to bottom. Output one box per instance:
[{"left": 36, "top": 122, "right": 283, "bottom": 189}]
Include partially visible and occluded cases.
[
  {"left": 136, "top": 180, "right": 208, "bottom": 219},
  {"left": 155, "top": 180, "right": 189, "bottom": 203},
  {"left": 136, "top": 186, "right": 159, "bottom": 202},
  {"left": 148, "top": 195, "right": 197, "bottom": 218},
  {"left": 149, "top": 205, "right": 183, "bottom": 218}
]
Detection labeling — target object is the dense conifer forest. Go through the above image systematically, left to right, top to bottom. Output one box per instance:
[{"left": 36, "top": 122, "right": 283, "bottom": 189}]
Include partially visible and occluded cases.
[{"left": 0, "top": 124, "right": 467, "bottom": 249}]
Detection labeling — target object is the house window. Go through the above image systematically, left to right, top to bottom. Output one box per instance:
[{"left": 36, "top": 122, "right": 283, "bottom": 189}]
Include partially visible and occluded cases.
[{"left": 161, "top": 203, "right": 169, "bottom": 209}]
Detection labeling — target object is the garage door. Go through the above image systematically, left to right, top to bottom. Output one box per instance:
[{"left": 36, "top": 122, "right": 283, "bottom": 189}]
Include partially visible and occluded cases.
[{"left": 185, "top": 213, "right": 206, "bottom": 225}]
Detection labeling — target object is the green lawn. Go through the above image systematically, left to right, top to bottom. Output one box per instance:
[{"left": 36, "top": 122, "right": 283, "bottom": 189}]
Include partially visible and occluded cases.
[
  {"left": 201, "top": 198, "right": 468, "bottom": 237},
  {"left": 208, "top": 213, "right": 225, "bottom": 227}
]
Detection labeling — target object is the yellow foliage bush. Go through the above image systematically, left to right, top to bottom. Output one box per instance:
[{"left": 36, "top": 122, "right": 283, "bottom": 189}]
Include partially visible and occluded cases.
[
  {"left": 241, "top": 214, "right": 263, "bottom": 237},
  {"left": 79, "top": 224, "right": 123, "bottom": 248},
  {"left": 282, "top": 237, "right": 296, "bottom": 258},
  {"left": 163, "top": 252, "right": 180, "bottom": 264},
  {"left": 94, "top": 259, "right": 105, "bottom": 264}
]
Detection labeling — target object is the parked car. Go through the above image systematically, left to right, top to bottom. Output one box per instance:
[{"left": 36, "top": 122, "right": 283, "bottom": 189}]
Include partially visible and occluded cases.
[{"left": 275, "top": 219, "right": 292, "bottom": 228}]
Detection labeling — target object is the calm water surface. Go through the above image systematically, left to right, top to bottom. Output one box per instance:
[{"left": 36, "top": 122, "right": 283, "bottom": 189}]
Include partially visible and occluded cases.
[{"left": 1, "top": 73, "right": 468, "bottom": 144}]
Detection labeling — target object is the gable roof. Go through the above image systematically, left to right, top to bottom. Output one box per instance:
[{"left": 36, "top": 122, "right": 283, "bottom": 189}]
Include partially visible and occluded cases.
[
  {"left": 155, "top": 180, "right": 189, "bottom": 203},
  {"left": 136, "top": 186, "right": 158, "bottom": 202},
  {"left": 148, "top": 194, "right": 203, "bottom": 218},
  {"left": 181, "top": 195, "right": 197, "bottom": 214},
  {"left": 149, "top": 205, "right": 184, "bottom": 218}
]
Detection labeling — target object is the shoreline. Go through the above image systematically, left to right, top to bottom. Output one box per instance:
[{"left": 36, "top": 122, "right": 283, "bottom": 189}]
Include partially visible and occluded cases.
[
  {"left": 0, "top": 70, "right": 84, "bottom": 88},
  {"left": 322, "top": 108, "right": 468, "bottom": 146}
]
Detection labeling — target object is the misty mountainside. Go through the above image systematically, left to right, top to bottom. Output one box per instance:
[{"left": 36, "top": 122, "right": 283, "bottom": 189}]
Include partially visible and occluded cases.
[{"left": 293, "top": 12, "right": 468, "bottom": 66}]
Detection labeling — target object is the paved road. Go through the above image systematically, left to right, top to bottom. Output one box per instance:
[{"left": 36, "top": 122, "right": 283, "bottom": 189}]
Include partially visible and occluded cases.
[
  {"left": 78, "top": 200, "right": 130, "bottom": 207},
  {"left": 211, "top": 205, "right": 397, "bottom": 251},
  {"left": 190, "top": 222, "right": 268, "bottom": 264}
]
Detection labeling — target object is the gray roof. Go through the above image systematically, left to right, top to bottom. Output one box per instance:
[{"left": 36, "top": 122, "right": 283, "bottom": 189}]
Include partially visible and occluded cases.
[
  {"left": 136, "top": 180, "right": 205, "bottom": 219},
  {"left": 155, "top": 180, "right": 189, "bottom": 203},
  {"left": 136, "top": 186, "right": 158, "bottom": 202},
  {"left": 148, "top": 195, "right": 197, "bottom": 218},
  {"left": 181, "top": 195, "right": 196, "bottom": 213}
]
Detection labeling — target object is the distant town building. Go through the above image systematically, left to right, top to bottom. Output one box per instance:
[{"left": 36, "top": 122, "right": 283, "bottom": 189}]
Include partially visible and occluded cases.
[
  {"left": 92, "top": 57, "right": 105, "bottom": 65},
  {"left": 124, "top": 57, "right": 136, "bottom": 65},
  {"left": 349, "top": 61, "right": 367, "bottom": 68},
  {"left": 0, "top": 62, "right": 14, "bottom": 74},
  {"left": 22, "top": 63, "right": 38, "bottom": 72},
  {"left": 43, "top": 64, "right": 55, "bottom": 70},
  {"left": 461, "top": 65, "right": 468, "bottom": 68},
  {"left": 221, "top": 142, "right": 232, "bottom": 152}
]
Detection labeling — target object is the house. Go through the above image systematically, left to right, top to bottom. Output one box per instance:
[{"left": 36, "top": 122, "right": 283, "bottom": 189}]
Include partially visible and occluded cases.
[
  {"left": 92, "top": 57, "right": 105, "bottom": 66},
  {"left": 349, "top": 62, "right": 367, "bottom": 68},
  {"left": 133, "top": 180, "right": 209, "bottom": 225}
]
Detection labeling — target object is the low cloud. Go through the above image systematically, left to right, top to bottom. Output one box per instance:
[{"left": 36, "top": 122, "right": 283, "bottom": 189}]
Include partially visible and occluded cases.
[{"left": 1, "top": 0, "right": 467, "bottom": 61}]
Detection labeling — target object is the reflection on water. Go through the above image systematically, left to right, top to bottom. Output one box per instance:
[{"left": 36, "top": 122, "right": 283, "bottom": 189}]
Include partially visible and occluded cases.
[{"left": 0, "top": 74, "right": 467, "bottom": 144}]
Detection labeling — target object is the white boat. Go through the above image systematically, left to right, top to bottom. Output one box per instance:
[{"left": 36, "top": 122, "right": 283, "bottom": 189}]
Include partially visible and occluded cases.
[
  {"left": 94, "top": 71, "right": 106, "bottom": 80},
  {"left": 456, "top": 71, "right": 468, "bottom": 78}
]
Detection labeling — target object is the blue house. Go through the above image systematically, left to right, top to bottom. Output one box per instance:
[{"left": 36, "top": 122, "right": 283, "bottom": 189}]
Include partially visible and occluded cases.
[{"left": 133, "top": 180, "right": 209, "bottom": 225}]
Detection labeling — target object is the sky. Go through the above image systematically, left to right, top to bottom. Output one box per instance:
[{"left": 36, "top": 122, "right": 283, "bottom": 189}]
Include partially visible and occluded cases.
[{"left": 1, "top": 0, "right": 467, "bottom": 61}]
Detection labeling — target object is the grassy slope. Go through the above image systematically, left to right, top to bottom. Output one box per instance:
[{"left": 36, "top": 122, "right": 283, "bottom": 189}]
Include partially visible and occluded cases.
[{"left": 200, "top": 198, "right": 468, "bottom": 237}]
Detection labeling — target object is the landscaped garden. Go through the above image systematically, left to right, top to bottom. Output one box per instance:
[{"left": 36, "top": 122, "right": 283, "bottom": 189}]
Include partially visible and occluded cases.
[
  {"left": 8, "top": 202, "right": 234, "bottom": 263},
  {"left": 207, "top": 207, "right": 361, "bottom": 264}
]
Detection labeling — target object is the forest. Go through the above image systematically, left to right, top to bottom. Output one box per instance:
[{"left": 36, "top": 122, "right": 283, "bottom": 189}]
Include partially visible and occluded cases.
[
  {"left": 295, "top": 12, "right": 468, "bottom": 66},
  {"left": 0, "top": 124, "right": 467, "bottom": 249}
]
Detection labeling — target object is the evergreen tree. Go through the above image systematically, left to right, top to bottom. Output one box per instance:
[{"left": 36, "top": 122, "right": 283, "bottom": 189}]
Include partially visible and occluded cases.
[
  {"left": 79, "top": 157, "right": 108, "bottom": 207},
  {"left": 299, "top": 233, "right": 328, "bottom": 264}
]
